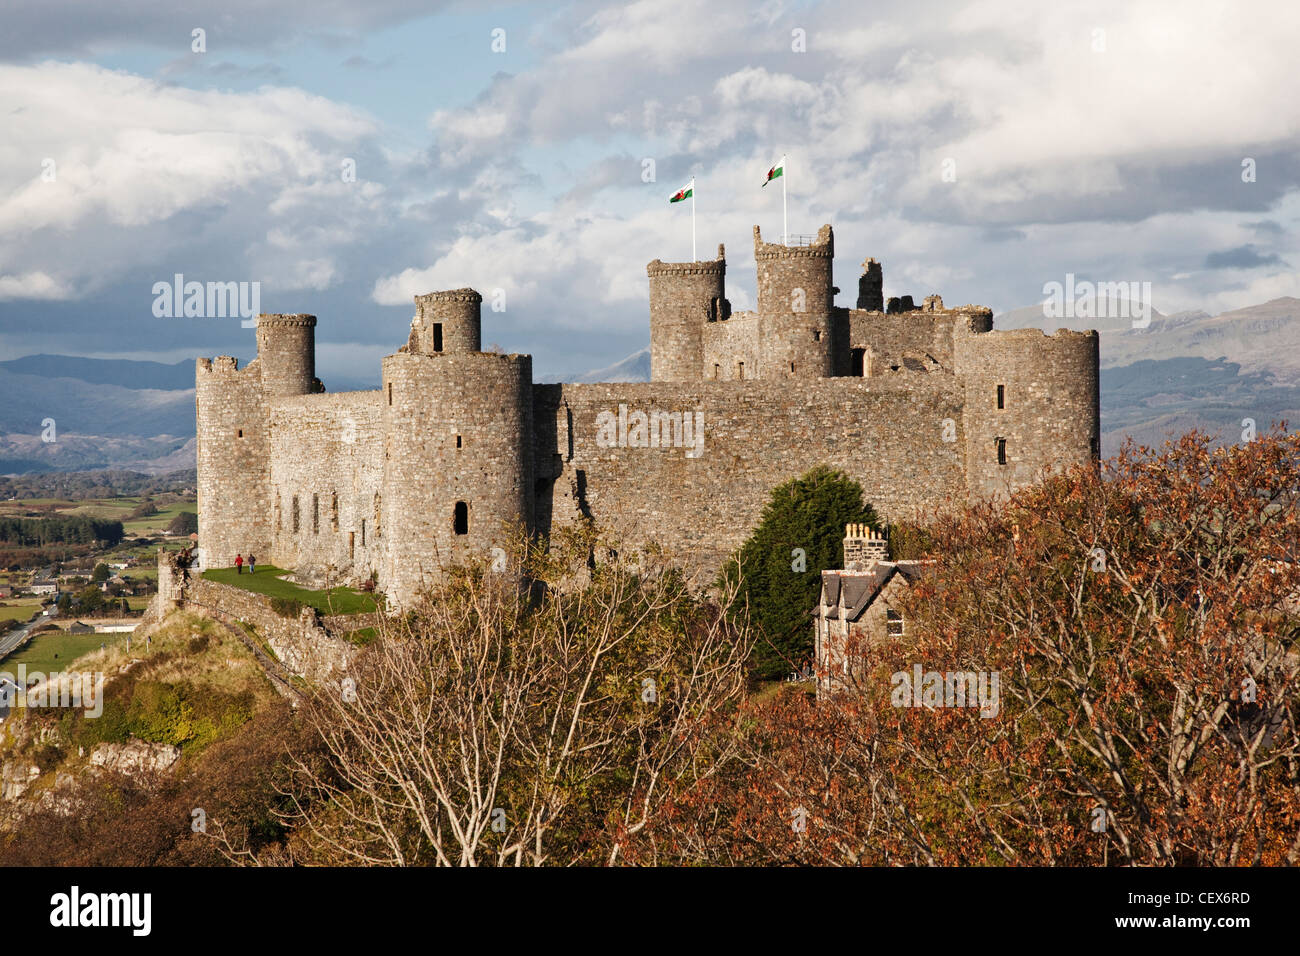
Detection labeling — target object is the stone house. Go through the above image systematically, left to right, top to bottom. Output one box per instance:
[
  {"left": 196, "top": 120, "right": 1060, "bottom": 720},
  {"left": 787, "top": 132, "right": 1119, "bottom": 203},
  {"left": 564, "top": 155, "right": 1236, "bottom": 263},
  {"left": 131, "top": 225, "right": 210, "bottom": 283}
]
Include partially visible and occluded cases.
[{"left": 814, "top": 524, "right": 927, "bottom": 696}]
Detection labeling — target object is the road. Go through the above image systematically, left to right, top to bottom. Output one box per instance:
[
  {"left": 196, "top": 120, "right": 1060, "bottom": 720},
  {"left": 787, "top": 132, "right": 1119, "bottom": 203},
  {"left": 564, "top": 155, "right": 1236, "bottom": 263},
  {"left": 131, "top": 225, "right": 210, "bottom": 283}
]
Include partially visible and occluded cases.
[{"left": 0, "top": 605, "right": 57, "bottom": 660}]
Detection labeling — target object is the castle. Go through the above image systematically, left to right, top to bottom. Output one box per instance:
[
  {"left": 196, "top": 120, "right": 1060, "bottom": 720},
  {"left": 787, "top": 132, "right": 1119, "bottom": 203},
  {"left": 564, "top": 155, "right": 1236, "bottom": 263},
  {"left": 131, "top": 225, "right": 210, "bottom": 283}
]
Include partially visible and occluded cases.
[{"left": 196, "top": 223, "right": 1100, "bottom": 607}]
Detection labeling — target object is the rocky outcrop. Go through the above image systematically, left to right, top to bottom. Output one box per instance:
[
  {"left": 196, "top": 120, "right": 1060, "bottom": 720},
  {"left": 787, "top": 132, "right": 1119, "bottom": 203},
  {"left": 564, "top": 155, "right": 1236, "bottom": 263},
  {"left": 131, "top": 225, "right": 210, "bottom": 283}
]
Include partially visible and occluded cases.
[{"left": 89, "top": 739, "right": 181, "bottom": 776}]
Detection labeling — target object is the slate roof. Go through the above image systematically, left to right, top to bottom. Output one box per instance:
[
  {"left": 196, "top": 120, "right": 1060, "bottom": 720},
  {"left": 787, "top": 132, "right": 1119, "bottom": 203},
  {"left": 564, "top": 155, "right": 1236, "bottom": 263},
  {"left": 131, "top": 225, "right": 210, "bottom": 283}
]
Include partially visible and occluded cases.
[{"left": 821, "top": 561, "right": 927, "bottom": 622}]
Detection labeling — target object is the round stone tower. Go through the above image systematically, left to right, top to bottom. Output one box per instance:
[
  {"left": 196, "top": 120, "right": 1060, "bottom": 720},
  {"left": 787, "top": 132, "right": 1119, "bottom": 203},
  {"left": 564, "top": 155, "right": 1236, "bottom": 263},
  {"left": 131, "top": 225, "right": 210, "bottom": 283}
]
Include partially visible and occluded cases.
[
  {"left": 755, "top": 224, "right": 836, "bottom": 378},
  {"left": 648, "top": 246, "right": 726, "bottom": 382},
  {"left": 412, "top": 289, "right": 482, "bottom": 354},
  {"left": 255, "top": 314, "right": 317, "bottom": 396},
  {"left": 380, "top": 320, "right": 532, "bottom": 606}
]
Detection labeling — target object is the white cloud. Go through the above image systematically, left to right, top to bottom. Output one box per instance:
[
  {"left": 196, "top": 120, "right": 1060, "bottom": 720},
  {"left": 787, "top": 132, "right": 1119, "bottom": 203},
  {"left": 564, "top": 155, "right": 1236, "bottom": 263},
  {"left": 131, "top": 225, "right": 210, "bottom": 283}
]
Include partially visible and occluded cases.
[{"left": 0, "top": 271, "right": 72, "bottom": 301}]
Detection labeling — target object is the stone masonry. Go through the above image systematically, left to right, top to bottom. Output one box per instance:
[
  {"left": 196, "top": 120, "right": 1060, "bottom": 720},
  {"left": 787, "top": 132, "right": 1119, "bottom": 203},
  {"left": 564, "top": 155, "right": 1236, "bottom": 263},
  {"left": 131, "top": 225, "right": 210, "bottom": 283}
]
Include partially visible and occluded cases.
[{"left": 195, "top": 222, "right": 1101, "bottom": 608}]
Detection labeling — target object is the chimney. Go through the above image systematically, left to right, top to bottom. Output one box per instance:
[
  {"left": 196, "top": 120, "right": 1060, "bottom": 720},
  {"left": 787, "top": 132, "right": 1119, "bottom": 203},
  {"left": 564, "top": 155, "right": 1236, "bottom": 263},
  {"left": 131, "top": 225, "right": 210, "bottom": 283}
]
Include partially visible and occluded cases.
[{"left": 843, "top": 523, "right": 888, "bottom": 571}]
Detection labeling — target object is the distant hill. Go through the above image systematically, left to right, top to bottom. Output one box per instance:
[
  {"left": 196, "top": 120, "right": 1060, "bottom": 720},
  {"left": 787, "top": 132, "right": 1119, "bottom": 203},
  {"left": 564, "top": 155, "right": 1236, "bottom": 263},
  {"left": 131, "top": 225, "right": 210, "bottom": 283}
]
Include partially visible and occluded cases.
[
  {"left": 996, "top": 296, "right": 1300, "bottom": 452},
  {"left": 571, "top": 348, "right": 651, "bottom": 383},
  {"left": 0, "top": 354, "right": 195, "bottom": 390},
  {"left": 0, "top": 357, "right": 197, "bottom": 475}
]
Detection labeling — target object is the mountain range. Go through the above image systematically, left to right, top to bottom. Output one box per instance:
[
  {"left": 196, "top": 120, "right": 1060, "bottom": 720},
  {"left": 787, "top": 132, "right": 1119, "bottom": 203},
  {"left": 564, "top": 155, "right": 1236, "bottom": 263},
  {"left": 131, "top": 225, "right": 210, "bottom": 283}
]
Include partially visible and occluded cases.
[{"left": 1, "top": 297, "right": 1295, "bottom": 473}]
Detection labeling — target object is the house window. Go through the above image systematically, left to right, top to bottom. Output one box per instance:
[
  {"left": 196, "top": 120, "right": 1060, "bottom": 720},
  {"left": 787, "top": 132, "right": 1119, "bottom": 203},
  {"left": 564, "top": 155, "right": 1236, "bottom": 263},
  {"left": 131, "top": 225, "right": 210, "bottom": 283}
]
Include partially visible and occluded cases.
[
  {"left": 433, "top": 323, "right": 444, "bottom": 352},
  {"left": 996, "top": 384, "right": 1005, "bottom": 409},
  {"left": 997, "top": 438, "right": 1007, "bottom": 465},
  {"left": 312, "top": 494, "right": 319, "bottom": 534},
  {"left": 292, "top": 496, "right": 300, "bottom": 533},
  {"left": 453, "top": 501, "right": 469, "bottom": 535},
  {"left": 886, "top": 609, "right": 904, "bottom": 637}
]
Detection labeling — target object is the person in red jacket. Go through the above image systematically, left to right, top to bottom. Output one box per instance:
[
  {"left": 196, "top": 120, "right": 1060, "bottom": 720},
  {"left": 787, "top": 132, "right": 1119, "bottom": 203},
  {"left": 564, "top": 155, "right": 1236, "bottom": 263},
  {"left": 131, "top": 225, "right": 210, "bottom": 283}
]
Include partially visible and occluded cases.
[{"left": 235, "top": 553, "right": 243, "bottom": 574}]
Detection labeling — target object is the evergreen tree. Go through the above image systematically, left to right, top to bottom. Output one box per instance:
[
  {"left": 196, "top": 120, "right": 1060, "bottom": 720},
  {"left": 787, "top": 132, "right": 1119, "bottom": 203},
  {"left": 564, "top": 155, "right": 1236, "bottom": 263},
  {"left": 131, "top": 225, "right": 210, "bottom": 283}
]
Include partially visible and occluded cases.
[{"left": 722, "top": 465, "right": 878, "bottom": 681}]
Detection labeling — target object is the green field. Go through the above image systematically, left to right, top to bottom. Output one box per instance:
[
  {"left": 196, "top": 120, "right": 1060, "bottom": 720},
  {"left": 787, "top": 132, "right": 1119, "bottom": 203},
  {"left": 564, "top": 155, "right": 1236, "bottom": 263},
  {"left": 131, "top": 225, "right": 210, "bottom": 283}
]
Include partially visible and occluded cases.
[
  {"left": 0, "top": 495, "right": 196, "bottom": 537},
  {"left": 202, "top": 566, "right": 379, "bottom": 615},
  {"left": 0, "top": 598, "right": 44, "bottom": 623},
  {"left": 1, "top": 630, "right": 128, "bottom": 675}
]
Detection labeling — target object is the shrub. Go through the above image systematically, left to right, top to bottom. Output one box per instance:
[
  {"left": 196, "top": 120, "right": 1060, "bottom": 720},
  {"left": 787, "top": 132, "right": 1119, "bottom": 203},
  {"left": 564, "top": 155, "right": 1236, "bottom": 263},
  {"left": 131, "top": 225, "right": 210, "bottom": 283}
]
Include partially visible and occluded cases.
[{"left": 270, "top": 597, "right": 306, "bottom": 619}]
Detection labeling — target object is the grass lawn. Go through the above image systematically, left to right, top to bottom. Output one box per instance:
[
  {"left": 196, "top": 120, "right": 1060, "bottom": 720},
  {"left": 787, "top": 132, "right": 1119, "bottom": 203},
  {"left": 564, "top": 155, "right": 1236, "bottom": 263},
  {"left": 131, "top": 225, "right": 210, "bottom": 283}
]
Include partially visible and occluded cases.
[
  {"left": 202, "top": 565, "right": 379, "bottom": 616},
  {"left": 126, "top": 595, "right": 152, "bottom": 611},
  {"left": 0, "top": 598, "right": 44, "bottom": 623},
  {"left": 1, "top": 630, "right": 128, "bottom": 675}
]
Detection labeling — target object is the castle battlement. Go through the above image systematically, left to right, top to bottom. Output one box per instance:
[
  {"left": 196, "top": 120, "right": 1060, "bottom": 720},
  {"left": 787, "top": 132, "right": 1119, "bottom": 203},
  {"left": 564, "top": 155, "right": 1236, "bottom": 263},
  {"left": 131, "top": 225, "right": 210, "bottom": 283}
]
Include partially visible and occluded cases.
[{"left": 194, "top": 221, "right": 1100, "bottom": 608}]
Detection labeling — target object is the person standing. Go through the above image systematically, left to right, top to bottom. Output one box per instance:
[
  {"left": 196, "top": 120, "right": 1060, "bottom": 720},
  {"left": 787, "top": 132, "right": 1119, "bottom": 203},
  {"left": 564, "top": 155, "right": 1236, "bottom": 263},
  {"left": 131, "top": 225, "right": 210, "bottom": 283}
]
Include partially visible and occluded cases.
[
  {"left": 235, "top": 553, "right": 243, "bottom": 574},
  {"left": 248, "top": 553, "right": 257, "bottom": 575}
]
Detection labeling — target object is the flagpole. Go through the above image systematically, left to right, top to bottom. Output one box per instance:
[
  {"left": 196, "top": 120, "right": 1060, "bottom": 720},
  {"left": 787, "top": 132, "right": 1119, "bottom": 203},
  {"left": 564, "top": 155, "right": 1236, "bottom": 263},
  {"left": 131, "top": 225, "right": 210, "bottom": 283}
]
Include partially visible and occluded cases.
[
  {"left": 782, "top": 156, "right": 788, "bottom": 246},
  {"left": 691, "top": 177, "right": 697, "bottom": 261}
]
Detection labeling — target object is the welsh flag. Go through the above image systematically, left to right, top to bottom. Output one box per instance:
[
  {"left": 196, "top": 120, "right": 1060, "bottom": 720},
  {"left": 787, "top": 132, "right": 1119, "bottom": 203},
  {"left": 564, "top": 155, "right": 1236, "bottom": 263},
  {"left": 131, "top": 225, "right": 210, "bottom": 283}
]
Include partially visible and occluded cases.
[
  {"left": 762, "top": 157, "right": 785, "bottom": 187},
  {"left": 670, "top": 182, "right": 693, "bottom": 203}
]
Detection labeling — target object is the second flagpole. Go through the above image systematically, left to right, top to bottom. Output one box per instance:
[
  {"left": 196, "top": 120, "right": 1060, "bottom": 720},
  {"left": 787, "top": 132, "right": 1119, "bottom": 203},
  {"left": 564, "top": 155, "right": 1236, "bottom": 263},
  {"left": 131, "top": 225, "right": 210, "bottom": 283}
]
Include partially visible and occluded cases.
[{"left": 691, "top": 177, "right": 697, "bottom": 261}]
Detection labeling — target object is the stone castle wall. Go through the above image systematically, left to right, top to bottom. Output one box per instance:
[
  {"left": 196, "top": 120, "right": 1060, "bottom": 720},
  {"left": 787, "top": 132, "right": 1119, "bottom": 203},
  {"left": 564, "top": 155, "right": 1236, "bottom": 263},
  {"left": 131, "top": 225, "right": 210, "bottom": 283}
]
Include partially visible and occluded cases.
[
  {"left": 195, "top": 220, "right": 1101, "bottom": 608},
  {"left": 648, "top": 250, "right": 726, "bottom": 382},
  {"left": 955, "top": 326, "right": 1100, "bottom": 498},
  {"left": 379, "top": 350, "right": 534, "bottom": 603},
  {"left": 195, "top": 356, "right": 271, "bottom": 570},
  {"left": 533, "top": 374, "right": 969, "bottom": 577},
  {"left": 267, "top": 391, "right": 385, "bottom": 582}
]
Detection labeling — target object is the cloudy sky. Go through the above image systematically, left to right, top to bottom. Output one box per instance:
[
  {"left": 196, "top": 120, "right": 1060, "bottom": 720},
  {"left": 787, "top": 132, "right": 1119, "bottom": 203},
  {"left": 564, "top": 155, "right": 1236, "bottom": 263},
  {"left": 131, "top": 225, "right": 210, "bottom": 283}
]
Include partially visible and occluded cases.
[{"left": 1, "top": 0, "right": 1297, "bottom": 386}]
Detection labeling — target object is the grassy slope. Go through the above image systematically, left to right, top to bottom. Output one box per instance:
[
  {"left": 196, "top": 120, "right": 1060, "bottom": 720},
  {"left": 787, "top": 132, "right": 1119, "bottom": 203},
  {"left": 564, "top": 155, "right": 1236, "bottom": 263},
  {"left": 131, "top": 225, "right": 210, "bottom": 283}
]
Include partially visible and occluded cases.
[{"left": 201, "top": 565, "right": 378, "bottom": 615}]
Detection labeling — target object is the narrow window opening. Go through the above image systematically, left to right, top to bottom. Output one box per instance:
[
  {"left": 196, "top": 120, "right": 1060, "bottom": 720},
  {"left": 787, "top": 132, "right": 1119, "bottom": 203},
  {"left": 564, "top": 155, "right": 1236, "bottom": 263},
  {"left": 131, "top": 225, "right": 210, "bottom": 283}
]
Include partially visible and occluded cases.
[
  {"left": 433, "top": 323, "right": 444, "bottom": 352},
  {"left": 813, "top": 330, "right": 822, "bottom": 341},
  {"left": 850, "top": 348, "right": 865, "bottom": 376},
  {"left": 737, "top": 361, "right": 745, "bottom": 380},
  {"left": 790, "top": 361, "right": 796, "bottom": 373},
  {"left": 713, "top": 363, "right": 720, "bottom": 379},
  {"left": 387, "top": 382, "right": 392, "bottom": 406},
  {"left": 996, "top": 384, "right": 1005, "bottom": 409},
  {"left": 236, "top": 429, "right": 243, "bottom": 438},
  {"left": 456, "top": 434, "right": 462, "bottom": 449},
  {"left": 996, "top": 438, "right": 1007, "bottom": 465},
  {"left": 331, "top": 493, "right": 339, "bottom": 531},
  {"left": 374, "top": 493, "right": 381, "bottom": 539},
  {"left": 312, "top": 494, "right": 319, "bottom": 534},
  {"left": 292, "top": 496, "right": 300, "bottom": 533},
  {"left": 453, "top": 501, "right": 469, "bottom": 535},
  {"left": 361, "top": 519, "right": 366, "bottom": 547},
  {"left": 348, "top": 531, "right": 355, "bottom": 559}
]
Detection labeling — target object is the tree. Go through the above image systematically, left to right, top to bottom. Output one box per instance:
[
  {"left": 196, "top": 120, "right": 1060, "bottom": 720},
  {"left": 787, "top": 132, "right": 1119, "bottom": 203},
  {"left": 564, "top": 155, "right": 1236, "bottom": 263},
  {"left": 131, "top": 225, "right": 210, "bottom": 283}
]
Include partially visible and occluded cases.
[
  {"left": 633, "top": 428, "right": 1300, "bottom": 866},
  {"left": 722, "top": 466, "right": 878, "bottom": 681},
  {"left": 167, "top": 511, "right": 198, "bottom": 536},
  {"left": 226, "top": 524, "right": 753, "bottom": 866},
  {"left": 91, "top": 563, "right": 110, "bottom": 583}
]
